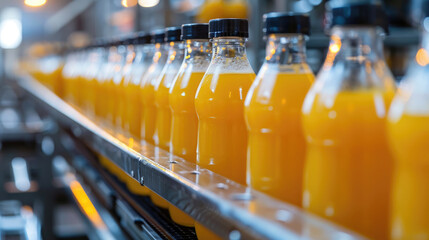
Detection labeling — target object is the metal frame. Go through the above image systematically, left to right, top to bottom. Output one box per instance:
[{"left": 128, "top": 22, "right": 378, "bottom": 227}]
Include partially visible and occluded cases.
[{"left": 19, "top": 77, "right": 365, "bottom": 240}]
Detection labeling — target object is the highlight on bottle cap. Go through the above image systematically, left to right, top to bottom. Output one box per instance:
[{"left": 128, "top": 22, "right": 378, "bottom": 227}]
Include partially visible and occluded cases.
[
  {"left": 326, "top": 0, "right": 388, "bottom": 33},
  {"left": 263, "top": 12, "right": 310, "bottom": 36},
  {"left": 209, "top": 18, "right": 249, "bottom": 38},
  {"left": 181, "top": 23, "right": 209, "bottom": 40},
  {"left": 165, "top": 26, "right": 182, "bottom": 42},
  {"left": 151, "top": 29, "right": 166, "bottom": 44},
  {"left": 133, "top": 31, "right": 152, "bottom": 45}
]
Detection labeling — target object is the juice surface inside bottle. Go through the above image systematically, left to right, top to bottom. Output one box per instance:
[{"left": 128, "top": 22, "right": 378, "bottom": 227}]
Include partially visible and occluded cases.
[
  {"left": 245, "top": 15, "right": 314, "bottom": 206},
  {"left": 195, "top": 19, "right": 255, "bottom": 185},
  {"left": 301, "top": 21, "right": 395, "bottom": 239},
  {"left": 167, "top": 24, "right": 211, "bottom": 227},
  {"left": 388, "top": 34, "right": 429, "bottom": 239},
  {"left": 154, "top": 36, "right": 184, "bottom": 150},
  {"left": 141, "top": 37, "right": 168, "bottom": 143},
  {"left": 124, "top": 39, "right": 154, "bottom": 141},
  {"left": 111, "top": 41, "right": 128, "bottom": 131},
  {"left": 120, "top": 42, "right": 137, "bottom": 133},
  {"left": 94, "top": 44, "right": 112, "bottom": 122},
  {"left": 103, "top": 45, "right": 120, "bottom": 126},
  {"left": 246, "top": 66, "right": 314, "bottom": 206},
  {"left": 170, "top": 72, "right": 205, "bottom": 161},
  {"left": 196, "top": 72, "right": 254, "bottom": 185}
]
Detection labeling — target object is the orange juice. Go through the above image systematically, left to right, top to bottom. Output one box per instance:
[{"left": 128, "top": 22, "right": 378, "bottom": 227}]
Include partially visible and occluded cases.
[
  {"left": 167, "top": 26, "right": 211, "bottom": 227},
  {"left": 151, "top": 28, "right": 183, "bottom": 208},
  {"left": 154, "top": 39, "right": 184, "bottom": 150},
  {"left": 141, "top": 40, "right": 168, "bottom": 143},
  {"left": 124, "top": 42, "right": 153, "bottom": 141},
  {"left": 111, "top": 43, "right": 127, "bottom": 130},
  {"left": 119, "top": 43, "right": 136, "bottom": 132},
  {"left": 245, "top": 66, "right": 314, "bottom": 206},
  {"left": 170, "top": 72, "right": 205, "bottom": 161},
  {"left": 195, "top": 72, "right": 255, "bottom": 184},
  {"left": 302, "top": 90, "right": 394, "bottom": 239},
  {"left": 388, "top": 113, "right": 429, "bottom": 240}
]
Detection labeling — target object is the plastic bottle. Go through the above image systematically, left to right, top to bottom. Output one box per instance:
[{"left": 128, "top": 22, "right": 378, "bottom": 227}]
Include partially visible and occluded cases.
[
  {"left": 301, "top": 1, "right": 395, "bottom": 239},
  {"left": 244, "top": 13, "right": 314, "bottom": 206},
  {"left": 388, "top": 13, "right": 429, "bottom": 240},
  {"left": 194, "top": 18, "right": 255, "bottom": 240},
  {"left": 195, "top": 18, "right": 255, "bottom": 185},
  {"left": 168, "top": 23, "right": 211, "bottom": 227},
  {"left": 150, "top": 27, "right": 184, "bottom": 208},
  {"left": 154, "top": 27, "right": 184, "bottom": 150},
  {"left": 141, "top": 30, "right": 168, "bottom": 144},
  {"left": 123, "top": 33, "right": 153, "bottom": 142}
]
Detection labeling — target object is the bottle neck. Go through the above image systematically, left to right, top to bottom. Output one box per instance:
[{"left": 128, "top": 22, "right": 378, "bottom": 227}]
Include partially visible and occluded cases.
[
  {"left": 325, "top": 26, "right": 385, "bottom": 68},
  {"left": 265, "top": 34, "right": 307, "bottom": 64},
  {"left": 212, "top": 37, "right": 248, "bottom": 59},
  {"left": 184, "top": 39, "right": 211, "bottom": 63},
  {"left": 166, "top": 41, "right": 184, "bottom": 62}
]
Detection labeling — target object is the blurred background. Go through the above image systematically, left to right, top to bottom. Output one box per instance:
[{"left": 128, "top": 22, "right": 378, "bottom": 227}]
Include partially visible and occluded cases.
[
  {"left": 0, "top": 0, "right": 425, "bottom": 79},
  {"left": 0, "top": 0, "right": 426, "bottom": 239}
]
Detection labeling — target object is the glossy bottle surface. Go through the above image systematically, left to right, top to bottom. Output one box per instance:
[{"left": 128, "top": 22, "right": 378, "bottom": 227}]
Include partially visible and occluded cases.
[
  {"left": 302, "top": 27, "right": 395, "bottom": 240},
  {"left": 388, "top": 31, "right": 429, "bottom": 240},
  {"left": 245, "top": 34, "right": 314, "bottom": 206},
  {"left": 195, "top": 37, "right": 255, "bottom": 185},
  {"left": 168, "top": 38, "right": 211, "bottom": 227},
  {"left": 169, "top": 39, "right": 211, "bottom": 162},
  {"left": 154, "top": 41, "right": 185, "bottom": 150},
  {"left": 141, "top": 43, "right": 168, "bottom": 143},
  {"left": 119, "top": 44, "right": 137, "bottom": 133},
  {"left": 124, "top": 44, "right": 154, "bottom": 141}
]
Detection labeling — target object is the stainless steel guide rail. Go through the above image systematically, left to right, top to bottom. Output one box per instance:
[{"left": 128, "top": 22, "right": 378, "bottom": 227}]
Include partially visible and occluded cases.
[{"left": 19, "top": 77, "right": 366, "bottom": 240}]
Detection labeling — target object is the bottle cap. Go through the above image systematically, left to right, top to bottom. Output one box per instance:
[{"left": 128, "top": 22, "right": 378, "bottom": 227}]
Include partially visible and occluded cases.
[
  {"left": 327, "top": 0, "right": 388, "bottom": 32},
  {"left": 263, "top": 12, "right": 310, "bottom": 36},
  {"left": 209, "top": 18, "right": 249, "bottom": 38},
  {"left": 182, "top": 23, "right": 209, "bottom": 40},
  {"left": 165, "top": 26, "right": 182, "bottom": 42},
  {"left": 152, "top": 29, "right": 166, "bottom": 43},
  {"left": 134, "top": 32, "right": 152, "bottom": 45}
]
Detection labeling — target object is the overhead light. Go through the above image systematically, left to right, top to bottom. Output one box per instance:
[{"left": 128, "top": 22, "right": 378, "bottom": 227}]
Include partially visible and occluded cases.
[
  {"left": 24, "top": 0, "right": 47, "bottom": 7},
  {"left": 122, "top": 0, "right": 137, "bottom": 8},
  {"left": 138, "top": 0, "right": 159, "bottom": 8},
  {"left": 0, "top": 8, "right": 22, "bottom": 49}
]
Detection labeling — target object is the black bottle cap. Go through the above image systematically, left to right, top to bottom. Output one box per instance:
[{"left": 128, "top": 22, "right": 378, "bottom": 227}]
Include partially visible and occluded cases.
[
  {"left": 327, "top": 0, "right": 388, "bottom": 32},
  {"left": 263, "top": 12, "right": 310, "bottom": 36},
  {"left": 209, "top": 18, "right": 249, "bottom": 38},
  {"left": 181, "top": 23, "right": 209, "bottom": 40},
  {"left": 165, "top": 27, "right": 182, "bottom": 42},
  {"left": 152, "top": 29, "right": 166, "bottom": 43},
  {"left": 133, "top": 32, "right": 152, "bottom": 45}
]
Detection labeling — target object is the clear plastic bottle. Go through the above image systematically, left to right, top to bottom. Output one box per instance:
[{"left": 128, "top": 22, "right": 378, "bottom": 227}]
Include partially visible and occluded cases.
[
  {"left": 301, "top": 1, "right": 395, "bottom": 239},
  {"left": 244, "top": 13, "right": 314, "bottom": 206},
  {"left": 388, "top": 15, "right": 429, "bottom": 240},
  {"left": 194, "top": 18, "right": 255, "bottom": 240},
  {"left": 195, "top": 18, "right": 255, "bottom": 185},
  {"left": 168, "top": 23, "right": 211, "bottom": 227},
  {"left": 150, "top": 27, "right": 184, "bottom": 209},
  {"left": 154, "top": 27, "right": 184, "bottom": 150},
  {"left": 141, "top": 30, "right": 168, "bottom": 144},
  {"left": 123, "top": 33, "right": 154, "bottom": 142},
  {"left": 123, "top": 33, "right": 155, "bottom": 196},
  {"left": 118, "top": 36, "right": 137, "bottom": 133},
  {"left": 110, "top": 38, "right": 128, "bottom": 131},
  {"left": 82, "top": 40, "right": 104, "bottom": 117}
]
